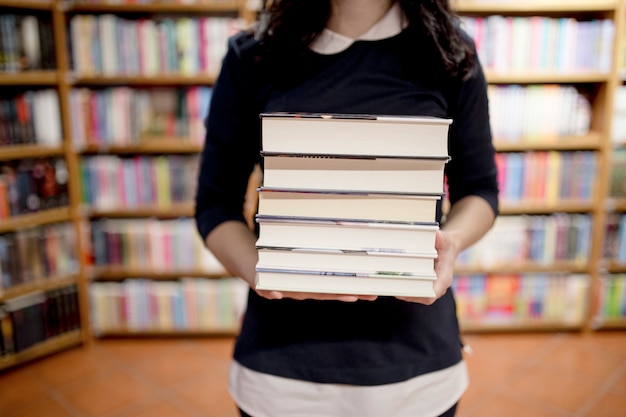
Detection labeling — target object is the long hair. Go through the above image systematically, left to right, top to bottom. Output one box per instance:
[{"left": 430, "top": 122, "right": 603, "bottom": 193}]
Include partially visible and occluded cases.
[{"left": 254, "top": 0, "right": 476, "bottom": 81}]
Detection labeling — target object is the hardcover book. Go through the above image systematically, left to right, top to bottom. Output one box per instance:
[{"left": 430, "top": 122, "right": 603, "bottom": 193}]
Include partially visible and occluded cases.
[
  {"left": 260, "top": 112, "right": 452, "bottom": 158},
  {"left": 257, "top": 187, "right": 442, "bottom": 223},
  {"left": 255, "top": 268, "right": 437, "bottom": 297}
]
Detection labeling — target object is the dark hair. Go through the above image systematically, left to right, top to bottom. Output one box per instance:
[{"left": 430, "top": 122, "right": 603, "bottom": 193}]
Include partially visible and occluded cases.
[{"left": 255, "top": 0, "right": 476, "bottom": 80}]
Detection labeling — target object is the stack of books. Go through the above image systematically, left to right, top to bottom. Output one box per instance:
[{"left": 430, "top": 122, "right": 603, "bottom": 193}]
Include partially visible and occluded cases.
[{"left": 254, "top": 113, "right": 452, "bottom": 297}]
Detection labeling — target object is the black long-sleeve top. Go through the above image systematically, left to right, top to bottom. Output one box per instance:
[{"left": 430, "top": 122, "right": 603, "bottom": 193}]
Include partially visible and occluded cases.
[{"left": 195, "top": 28, "right": 498, "bottom": 386}]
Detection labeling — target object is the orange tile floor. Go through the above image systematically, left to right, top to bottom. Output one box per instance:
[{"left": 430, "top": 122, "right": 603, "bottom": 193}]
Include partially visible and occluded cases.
[{"left": 1, "top": 332, "right": 625, "bottom": 417}]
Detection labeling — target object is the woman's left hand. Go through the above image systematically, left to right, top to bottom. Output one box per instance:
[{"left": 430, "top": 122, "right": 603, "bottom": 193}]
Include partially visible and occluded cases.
[{"left": 396, "top": 229, "right": 459, "bottom": 305}]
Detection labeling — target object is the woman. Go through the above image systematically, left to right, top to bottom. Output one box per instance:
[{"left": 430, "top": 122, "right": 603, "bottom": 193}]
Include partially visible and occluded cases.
[{"left": 195, "top": 0, "right": 498, "bottom": 416}]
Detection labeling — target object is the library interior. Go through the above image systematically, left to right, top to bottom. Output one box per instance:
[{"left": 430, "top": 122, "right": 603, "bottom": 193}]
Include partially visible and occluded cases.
[{"left": 0, "top": 0, "right": 625, "bottom": 416}]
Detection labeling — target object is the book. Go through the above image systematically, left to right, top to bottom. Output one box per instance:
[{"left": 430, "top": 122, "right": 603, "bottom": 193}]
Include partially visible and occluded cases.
[
  {"left": 260, "top": 112, "right": 452, "bottom": 158},
  {"left": 262, "top": 153, "right": 449, "bottom": 194},
  {"left": 257, "top": 187, "right": 442, "bottom": 223},
  {"left": 255, "top": 215, "right": 439, "bottom": 254},
  {"left": 257, "top": 246, "right": 437, "bottom": 275},
  {"left": 255, "top": 268, "right": 436, "bottom": 297}
]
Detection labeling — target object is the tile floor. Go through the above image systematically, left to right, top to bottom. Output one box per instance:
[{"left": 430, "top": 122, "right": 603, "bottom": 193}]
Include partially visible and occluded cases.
[{"left": 0, "top": 331, "right": 625, "bottom": 417}]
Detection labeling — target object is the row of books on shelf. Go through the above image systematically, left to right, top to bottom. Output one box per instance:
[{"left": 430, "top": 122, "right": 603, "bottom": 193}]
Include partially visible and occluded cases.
[
  {"left": 0, "top": 14, "right": 56, "bottom": 73},
  {"left": 69, "top": 14, "right": 244, "bottom": 76},
  {"left": 461, "top": 16, "right": 614, "bottom": 73},
  {"left": 488, "top": 85, "right": 590, "bottom": 143},
  {"left": 70, "top": 87, "right": 212, "bottom": 147},
  {"left": 611, "top": 87, "right": 626, "bottom": 144},
  {"left": 0, "top": 90, "right": 62, "bottom": 148},
  {"left": 254, "top": 113, "right": 451, "bottom": 297},
  {"left": 609, "top": 148, "right": 626, "bottom": 197},
  {"left": 495, "top": 151, "right": 596, "bottom": 204},
  {"left": 80, "top": 155, "right": 200, "bottom": 209},
  {"left": 0, "top": 157, "right": 69, "bottom": 220},
  {"left": 456, "top": 214, "right": 591, "bottom": 268},
  {"left": 604, "top": 214, "right": 626, "bottom": 264},
  {"left": 89, "top": 218, "right": 227, "bottom": 273},
  {"left": 0, "top": 223, "right": 78, "bottom": 294},
  {"left": 452, "top": 273, "right": 590, "bottom": 326},
  {"left": 596, "top": 274, "right": 626, "bottom": 320},
  {"left": 88, "top": 278, "right": 247, "bottom": 334},
  {"left": 1, "top": 285, "right": 80, "bottom": 357}
]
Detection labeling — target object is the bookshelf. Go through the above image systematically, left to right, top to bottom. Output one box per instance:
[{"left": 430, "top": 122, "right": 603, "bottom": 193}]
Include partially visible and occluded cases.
[
  {"left": 0, "top": 0, "right": 85, "bottom": 369},
  {"left": 1, "top": 0, "right": 626, "bottom": 370},
  {"left": 58, "top": 0, "right": 252, "bottom": 340},
  {"left": 453, "top": 0, "right": 626, "bottom": 332}
]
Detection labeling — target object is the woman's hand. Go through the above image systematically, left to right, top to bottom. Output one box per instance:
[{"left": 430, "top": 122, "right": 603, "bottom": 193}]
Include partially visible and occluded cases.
[{"left": 396, "top": 229, "right": 460, "bottom": 305}]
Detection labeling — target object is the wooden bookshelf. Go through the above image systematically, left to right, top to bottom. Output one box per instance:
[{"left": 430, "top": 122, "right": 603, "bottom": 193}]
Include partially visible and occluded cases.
[
  {"left": 0, "top": 0, "right": 54, "bottom": 11},
  {"left": 453, "top": 0, "right": 619, "bottom": 14},
  {"left": 454, "top": 0, "right": 626, "bottom": 333},
  {"left": 67, "top": 1, "right": 241, "bottom": 14},
  {"left": 0, "top": 71, "right": 59, "bottom": 85},
  {"left": 484, "top": 71, "right": 611, "bottom": 84},
  {"left": 70, "top": 75, "right": 218, "bottom": 86},
  {"left": 494, "top": 132, "right": 603, "bottom": 152},
  {"left": 76, "top": 141, "right": 203, "bottom": 155},
  {"left": 0, "top": 144, "right": 65, "bottom": 161},
  {"left": 607, "top": 197, "right": 626, "bottom": 211},
  {"left": 499, "top": 202, "right": 595, "bottom": 215},
  {"left": 85, "top": 204, "right": 195, "bottom": 218},
  {"left": 0, "top": 207, "right": 71, "bottom": 234},
  {"left": 455, "top": 262, "right": 590, "bottom": 275},
  {"left": 608, "top": 262, "right": 626, "bottom": 273},
  {"left": 91, "top": 268, "right": 229, "bottom": 280},
  {"left": 0, "top": 275, "right": 79, "bottom": 302},
  {"left": 593, "top": 318, "right": 626, "bottom": 329},
  {"left": 460, "top": 322, "right": 583, "bottom": 333},
  {"left": 94, "top": 329, "right": 239, "bottom": 337},
  {"left": 0, "top": 330, "right": 83, "bottom": 372}
]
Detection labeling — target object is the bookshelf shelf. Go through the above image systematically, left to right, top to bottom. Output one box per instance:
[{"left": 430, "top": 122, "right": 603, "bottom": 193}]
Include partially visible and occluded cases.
[
  {"left": 0, "top": 0, "right": 54, "bottom": 11},
  {"left": 453, "top": 0, "right": 618, "bottom": 14},
  {"left": 67, "top": 1, "right": 241, "bottom": 14},
  {"left": 0, "top": 71, "right": 59, "bottom": 85},
  {"left": 484, "top": 71, "right": 611, "bottom": 84},
  {"left": 70, "top": 74, "right": 217, "bottom": 86},
  {"left": 494, "top": 132, "right": 603, "bottom": 152},
  {"left": 76, "top": 141, "right": 202, "bottom": 155},
  {"left": 0, "top": 144, "right": 65, "bottom": 161},
  {"left": 607, "top": 197, "right": 626, "bottom": 212},
  {"left": 499, "top": 202, "right": 594, "bottom": 215},
  {"left": 85, "top": 204, "right": 195, "bottom": 218},
  {"left": 0, "top": 207, "right": 71, "bottom": 234},
  {"left": 455, "top": 262, "right": 589, "bottom": 275},
  {"left": 607, "top": 262, "right": 626, "bottom": 273},
  {"left": 92, "top": 268, "right": 228, "bottom": 280},
  {"left": 0, "top": 275, "right": 79, "bottom": 303},
  {"left": 593, "top": 318, "right": 626, "bottom": 329},
  {"left": 460, "top": 322, "right": 583, "bottom": 333},
  {"left": 94, "top": 329, "right": 238, "bottom": 338},
  {"left": 0, "top": 330, "right": 83, "bottom": 372}
]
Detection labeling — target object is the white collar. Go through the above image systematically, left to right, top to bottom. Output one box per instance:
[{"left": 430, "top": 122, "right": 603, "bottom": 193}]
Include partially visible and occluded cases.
[{"left": 310, "top": 2, "right": 407, "bottom": 55}]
